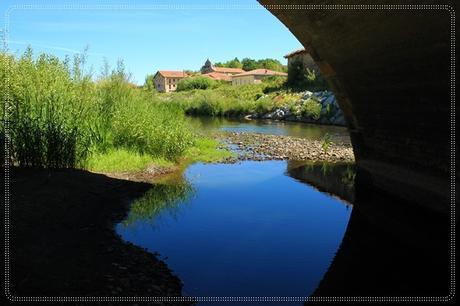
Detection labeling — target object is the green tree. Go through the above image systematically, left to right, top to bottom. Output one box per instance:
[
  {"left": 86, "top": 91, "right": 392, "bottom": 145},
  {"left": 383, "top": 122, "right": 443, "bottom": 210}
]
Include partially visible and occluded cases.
[
  {"left": 226, "top": 57, "right": 243, "bottom": 68},
  {"left": 242, "top": 58, "right": 258, "bottom": 71},
  {"left": 144, "top": 74, "right": 156, "bottom": 92}
]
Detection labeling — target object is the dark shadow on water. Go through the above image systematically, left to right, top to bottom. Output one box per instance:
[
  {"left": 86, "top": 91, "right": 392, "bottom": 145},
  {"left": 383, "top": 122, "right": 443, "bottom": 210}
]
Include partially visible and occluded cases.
[
  {"left": 289, "top": 161, "right": 450, "bottom": 298},
  {"left": 312, "top": 167, "right": 451, "bottom": 298}
]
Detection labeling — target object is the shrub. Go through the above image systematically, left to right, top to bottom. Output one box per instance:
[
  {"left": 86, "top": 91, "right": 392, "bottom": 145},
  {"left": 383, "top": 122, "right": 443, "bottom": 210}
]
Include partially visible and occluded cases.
[
  {"left": 176, "top": 76, "right": 217, "bottom": 91},
  {"left": 301, "top": 97, "right": 322, "bottom": 120}
]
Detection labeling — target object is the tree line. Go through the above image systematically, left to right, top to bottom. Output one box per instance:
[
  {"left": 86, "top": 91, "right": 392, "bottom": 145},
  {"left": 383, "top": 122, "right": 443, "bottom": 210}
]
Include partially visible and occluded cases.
[{"left": 213, "top": 57, "right": 287, "bottom": 72}]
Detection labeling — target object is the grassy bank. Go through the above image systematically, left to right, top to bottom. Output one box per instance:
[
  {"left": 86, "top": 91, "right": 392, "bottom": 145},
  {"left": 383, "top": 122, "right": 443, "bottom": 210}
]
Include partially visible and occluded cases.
[
  {"left": 1, "top": 48, "right": 231, "bottom": 173},
  {"left": 158, "top": 76, "right": 328, "bottom": 120}
]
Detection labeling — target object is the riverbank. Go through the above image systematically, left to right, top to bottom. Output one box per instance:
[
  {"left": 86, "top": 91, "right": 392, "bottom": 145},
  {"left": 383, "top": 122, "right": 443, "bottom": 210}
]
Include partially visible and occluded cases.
[
  {"left": 3, "top": 129, "right": 353, "bottom": 302},
  {"left": 216, "top": 132, "right": 354, "bottom": 163},
  {"left": 3, "top": 168, "right": 193, "bottom": 304}
]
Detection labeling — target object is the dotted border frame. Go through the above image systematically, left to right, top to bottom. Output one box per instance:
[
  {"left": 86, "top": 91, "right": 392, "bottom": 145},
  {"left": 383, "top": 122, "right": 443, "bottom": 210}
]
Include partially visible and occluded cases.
[{"left": 2, "top": 3, "right": 456, "bottom": 303}]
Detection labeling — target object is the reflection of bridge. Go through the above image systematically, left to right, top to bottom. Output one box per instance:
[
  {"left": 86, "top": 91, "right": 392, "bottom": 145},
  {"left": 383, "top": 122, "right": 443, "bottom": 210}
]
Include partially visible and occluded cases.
[
  {"left": 260, "top": 0, "right": 453, "bottom": 213},
  {"left": 264, "top": 3, "right": 455, "bottom": 296},
  {"left": 287, "top": 161, "right": 355, "bottom": 204},
  {"left": 287, "top": 162, "right": 449, "bottom": 297}
]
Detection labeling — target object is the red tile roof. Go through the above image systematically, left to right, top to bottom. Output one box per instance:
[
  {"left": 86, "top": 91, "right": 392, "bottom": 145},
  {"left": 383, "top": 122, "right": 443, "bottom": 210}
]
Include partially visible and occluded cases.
[
  {"left": 284, "top": 48, "right": 307, "bottom": 58},
  {"left": 212, "top": 66, "right": 245, "bottom": 74},
  {"left": 232, "top": 69, "right": 287, "bottom": 77},
  {"left": 156, "top": 70, "right": 188, "bottom": 78},
  {"left": 202, "top": 72, "right": 232, "bottom": 82}
]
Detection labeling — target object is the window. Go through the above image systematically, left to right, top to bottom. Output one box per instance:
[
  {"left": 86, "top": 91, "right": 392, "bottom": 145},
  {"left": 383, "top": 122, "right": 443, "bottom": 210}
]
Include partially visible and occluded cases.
[{"left": 169, "top": 85, "right": 171, "bottom": 89}]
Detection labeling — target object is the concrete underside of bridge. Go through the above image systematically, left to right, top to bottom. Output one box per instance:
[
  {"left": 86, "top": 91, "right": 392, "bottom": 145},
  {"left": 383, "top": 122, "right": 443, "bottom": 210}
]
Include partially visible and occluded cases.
[{"left": 259, "top": 0, "right": 453, "bottom": 213}]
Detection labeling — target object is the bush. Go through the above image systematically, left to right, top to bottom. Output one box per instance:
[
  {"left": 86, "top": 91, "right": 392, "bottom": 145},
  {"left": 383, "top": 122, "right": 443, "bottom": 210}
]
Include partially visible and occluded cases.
[
  {"left": 176, "top": 76, "right": 217, "bottom": 91},
  {"left": 165, "top": 83, "right": 267, "bottom": 117},
  {"left": 301, "top": 97, "right": 322, "bottom": 120}
]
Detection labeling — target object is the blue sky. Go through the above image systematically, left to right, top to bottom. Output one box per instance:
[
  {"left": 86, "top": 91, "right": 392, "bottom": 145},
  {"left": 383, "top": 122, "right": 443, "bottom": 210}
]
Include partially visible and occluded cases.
[{"left": 1, "top": 0, "right": 302, "bottom": 84}]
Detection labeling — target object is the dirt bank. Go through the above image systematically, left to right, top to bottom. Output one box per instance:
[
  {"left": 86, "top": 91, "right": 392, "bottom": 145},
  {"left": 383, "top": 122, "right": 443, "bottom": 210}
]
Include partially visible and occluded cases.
[{"left": 2, "top": 168, "right": 193, "bottom": 304}]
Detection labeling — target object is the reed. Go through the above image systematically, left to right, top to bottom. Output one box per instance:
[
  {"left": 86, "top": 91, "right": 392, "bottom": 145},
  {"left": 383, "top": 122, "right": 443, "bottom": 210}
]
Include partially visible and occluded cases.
[{"left": 1, "top": 48, "right": 196, "bottom": 168}]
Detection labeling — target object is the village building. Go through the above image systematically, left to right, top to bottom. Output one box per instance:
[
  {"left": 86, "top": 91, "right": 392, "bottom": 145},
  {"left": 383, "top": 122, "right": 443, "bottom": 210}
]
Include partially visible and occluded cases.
[
  {"left": 284, "top": 48, "right": 321, "bottom": 76},
  {"left": 200, "top": 59, "right": 244, "bottom": 75},
  {"left": 231, "top": 69, "right": 287, "bottom": 86},
  {"left": 153, "top": 71, "right": 188, "bottom": 92},
  {"left": 202, "top": 72, "right": 232, "bottom": 82}
]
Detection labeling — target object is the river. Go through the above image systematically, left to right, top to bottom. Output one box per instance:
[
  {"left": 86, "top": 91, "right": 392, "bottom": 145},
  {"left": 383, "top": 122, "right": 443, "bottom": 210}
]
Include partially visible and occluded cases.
[
  {"left": 186, "top": 116, "right": 351, "bottom": 144},
  {"left": 115, "top": 117, "right": 449, "bottom": 301},
  {"left": 116, "top": 118, "right": 355, "bottom": 303}
]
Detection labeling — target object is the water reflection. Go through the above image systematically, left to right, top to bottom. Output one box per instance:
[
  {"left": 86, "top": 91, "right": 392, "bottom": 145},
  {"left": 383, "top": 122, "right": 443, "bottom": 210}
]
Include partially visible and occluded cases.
[
  {"left": 187, "top": 116, "right": 351, "bottom": 144},
  {"left": 117, "top": 160, "right": 450, "bottom": 300},
  {"left": 117, "top": 161, "right": 352, "bottom": 301},
  {"left": 287, "top": 161, "right": 355, "bottom": 204},
  {"left": 290, "top": 161, "right": 450, "bottom": 297},
  {"left": 313, "top": 168, "right": 450, "bottom": 297},
  {"left": 122, "top": 182, "right": 195, "bottom": 228}
]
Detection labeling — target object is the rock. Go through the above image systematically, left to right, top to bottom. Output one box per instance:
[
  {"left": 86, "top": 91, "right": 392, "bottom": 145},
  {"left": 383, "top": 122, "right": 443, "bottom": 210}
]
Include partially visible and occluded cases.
[
  {"left": 302, "top": 91, "right": 314, "bottom": 100},
  {"left": 324, "top": 95, "right": 336, "bottom": 106},
  {"left": 272, "top": 109, "right": 285, "bottom": 120},
  {"left": 262, "top": 112, "right": 273, "bottom": 119},
  {"left": 333, "top": 114, "right": 347, "bottom": 126}
]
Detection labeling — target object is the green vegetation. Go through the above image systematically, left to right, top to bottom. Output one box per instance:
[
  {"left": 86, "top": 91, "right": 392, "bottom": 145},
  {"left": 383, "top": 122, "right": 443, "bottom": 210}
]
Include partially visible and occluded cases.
[
  {"left": 1, "top": 48, "right": 230, "bottom": 171},
  {"left": 214, "top": 57, "right": 287, "bottom": 72},
  {"left": 214, "top": 57, "right": 243, "bottom": 69},
  {"left": 286, "top": 58, "right": 328, "bottom": 91},
  {"left": 144, "top": 74, "right": 156, "bottom": 93},
  {"left": 176, "top": 76, "right": 218, "bottom": 91},
  {"left": 162, "top": 78, "right": 303, "bottom": 117},
  {"left": 164, "top": 83, "right": 266, "bottom": 116},
  {"left": 301, "top": 97, "right": 322, "bottom": 120},
  {"left": 321, "top": 133, "right": 334, "bottom": 154},
  {"left": 184, "top": 138, "right": 235, "bottom": 163},
  {"left": 86, "top": 148, "right": 174, "bottom": 173}
]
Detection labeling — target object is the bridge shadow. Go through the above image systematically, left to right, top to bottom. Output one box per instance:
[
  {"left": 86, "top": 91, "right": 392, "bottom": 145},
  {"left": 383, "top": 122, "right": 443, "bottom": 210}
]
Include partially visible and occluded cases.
[
  {"left": 287, "top": 162, "right": 450, "bottom": 298},
  {"left": 1, "top": 168, "right": 188, "bottom": 301}
]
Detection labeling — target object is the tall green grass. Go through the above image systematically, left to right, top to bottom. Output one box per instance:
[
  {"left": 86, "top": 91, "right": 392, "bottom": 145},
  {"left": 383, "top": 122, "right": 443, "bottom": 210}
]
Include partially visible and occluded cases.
[{"left": 1, "top": 48, "right": 195, "bottom": 168}]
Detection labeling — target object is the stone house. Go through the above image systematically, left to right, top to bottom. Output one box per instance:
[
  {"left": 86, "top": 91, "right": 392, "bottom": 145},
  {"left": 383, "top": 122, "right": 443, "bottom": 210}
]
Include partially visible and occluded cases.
[
  {"left": 284, "top": 48, "right": 321, "bottom": 79},
  {"left": 200, "top": 59, "right": 244, "bottom": 75},
  {"left": 231, "top": 69, "right": 287, "bottom": 86},
  {"left": 153, "top": 71, "right": 188, "bottom": 92}
]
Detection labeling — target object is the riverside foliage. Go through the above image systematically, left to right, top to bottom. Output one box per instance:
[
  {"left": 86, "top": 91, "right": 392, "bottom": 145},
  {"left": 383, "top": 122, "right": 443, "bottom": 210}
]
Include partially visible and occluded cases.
[
  {"left": 1, "top": 48, "right": 196, "bottom": 168},
  {"left": 161, "top": 76, "right": 315, "bottom": 118}
]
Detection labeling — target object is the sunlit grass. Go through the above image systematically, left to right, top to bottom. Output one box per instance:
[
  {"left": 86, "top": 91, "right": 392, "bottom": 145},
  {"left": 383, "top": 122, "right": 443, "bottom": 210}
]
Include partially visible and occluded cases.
[
  {"left": 86, "top": 138, "right": 233, "bottom": 173},
  {"left": 184, "top": 138, "right": 235, "bottom": 163},
  {"left": 86, "top": 149, "right": 175, "bottom": 173}
]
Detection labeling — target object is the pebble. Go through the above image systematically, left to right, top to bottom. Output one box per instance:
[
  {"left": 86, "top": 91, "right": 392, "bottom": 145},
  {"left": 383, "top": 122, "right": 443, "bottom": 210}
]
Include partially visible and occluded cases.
[{"left": 215, "top": 132, "right": 355, "bottom": 163}]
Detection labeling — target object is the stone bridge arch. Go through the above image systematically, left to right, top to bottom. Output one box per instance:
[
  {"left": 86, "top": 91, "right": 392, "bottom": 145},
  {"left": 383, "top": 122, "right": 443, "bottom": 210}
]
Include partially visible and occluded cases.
[{"left": 259, "top": 0, "right": 454, "bottom": 212}]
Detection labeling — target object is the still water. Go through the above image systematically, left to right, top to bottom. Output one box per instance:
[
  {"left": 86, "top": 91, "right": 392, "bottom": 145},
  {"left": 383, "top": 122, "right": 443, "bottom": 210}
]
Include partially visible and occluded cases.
[
  {"left": 187, "top": 116, "right": 351, "bottom": 144},
  {"left": 116, "top": 161, "right": 354, "bottom": 301}
]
